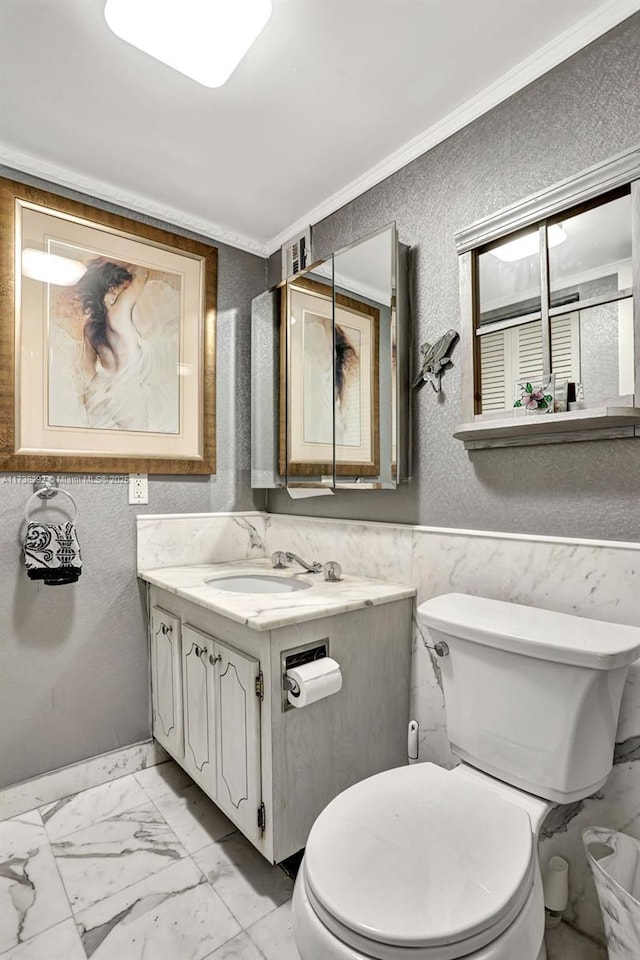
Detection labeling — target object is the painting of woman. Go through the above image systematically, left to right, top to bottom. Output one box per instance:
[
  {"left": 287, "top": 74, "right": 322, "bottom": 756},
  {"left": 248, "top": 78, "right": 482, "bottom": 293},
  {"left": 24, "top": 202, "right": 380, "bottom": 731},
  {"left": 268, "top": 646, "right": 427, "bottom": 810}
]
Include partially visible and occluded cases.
[{"left": 48, "top": 249, "right": 180, "bottom": 434}]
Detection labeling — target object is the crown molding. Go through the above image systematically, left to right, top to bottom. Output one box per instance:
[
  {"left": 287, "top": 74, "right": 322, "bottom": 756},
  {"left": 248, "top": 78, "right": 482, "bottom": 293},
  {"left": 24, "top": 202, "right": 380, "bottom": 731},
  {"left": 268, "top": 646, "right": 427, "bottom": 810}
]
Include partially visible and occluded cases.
[
  {"left": 2, "top": 0, "right": 638, "bottom": 262},
  {"left": 267, "top": 0, "right": 640, "bottom": 254},
  {"left": 0, "top": 144, "right": 271, "bottom": 258}
]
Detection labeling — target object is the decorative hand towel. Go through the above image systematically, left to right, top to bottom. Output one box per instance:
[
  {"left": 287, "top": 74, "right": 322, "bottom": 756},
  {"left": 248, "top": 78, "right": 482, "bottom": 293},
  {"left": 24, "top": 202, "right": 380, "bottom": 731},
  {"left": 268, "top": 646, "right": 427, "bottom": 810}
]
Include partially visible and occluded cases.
[{"left": 24, "top": 521, "right": 82, "bottom": 585}]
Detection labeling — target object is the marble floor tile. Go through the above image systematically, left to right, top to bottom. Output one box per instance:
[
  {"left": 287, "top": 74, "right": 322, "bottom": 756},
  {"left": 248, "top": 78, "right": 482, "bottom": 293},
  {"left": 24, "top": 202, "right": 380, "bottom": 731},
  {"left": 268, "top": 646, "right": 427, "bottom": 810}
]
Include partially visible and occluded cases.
[
  {"left": 135, "top": 760, "right": 193, "bottom": 801},
  {"left": 40, "top": 775, "right": 148, "bottom": 841},
  {"left": 151, "top": 782, "right": 236, "bottom": 854},
  {"left": 50, "top": 801, "right": 188, "bottom": 913},
  {"left": 0, "top": 810, "right": 72, "bottom": 954},
  {"left": 194, "top": 834, "right": 293, "bottom": 929},
  {"left": 75, "top": 857, "right": 241, "bottom": 960},
  {"left": 247, "top": 901, "right": 300, "bottom": 960},
  {"left": 0, "top": 918, "right": 86, "bottom": 960},
  {"left": 546, "top": 920, "right": 607, "bottom": 960},
  {"left": 204, "top": 931, "right": 265, "bottom": 959}
]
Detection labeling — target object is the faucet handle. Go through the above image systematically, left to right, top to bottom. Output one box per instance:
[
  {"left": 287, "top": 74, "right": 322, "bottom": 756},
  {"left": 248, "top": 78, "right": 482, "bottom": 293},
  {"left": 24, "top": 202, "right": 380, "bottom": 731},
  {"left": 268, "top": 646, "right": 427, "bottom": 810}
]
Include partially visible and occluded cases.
[
  {"left": 271, "top": 551, "right": 288, "bottom": 569},
  {"left": 322, "top": 560, "right": 342, "bottom": 582}
]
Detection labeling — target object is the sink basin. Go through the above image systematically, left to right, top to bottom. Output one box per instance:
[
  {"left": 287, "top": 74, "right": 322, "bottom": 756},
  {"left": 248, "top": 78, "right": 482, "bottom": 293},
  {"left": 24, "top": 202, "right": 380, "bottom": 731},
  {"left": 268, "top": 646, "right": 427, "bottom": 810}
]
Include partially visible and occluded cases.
[{"left": 205, "top": 574, "right": 312, "bottom": 595}]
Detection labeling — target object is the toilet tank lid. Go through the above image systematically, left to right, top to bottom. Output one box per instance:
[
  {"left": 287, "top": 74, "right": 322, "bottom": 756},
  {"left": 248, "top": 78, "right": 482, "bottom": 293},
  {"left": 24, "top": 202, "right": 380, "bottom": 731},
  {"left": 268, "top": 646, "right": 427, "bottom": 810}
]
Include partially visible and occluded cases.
[{"left": 418, "top": 594, "right": 640, "bottom": 670}]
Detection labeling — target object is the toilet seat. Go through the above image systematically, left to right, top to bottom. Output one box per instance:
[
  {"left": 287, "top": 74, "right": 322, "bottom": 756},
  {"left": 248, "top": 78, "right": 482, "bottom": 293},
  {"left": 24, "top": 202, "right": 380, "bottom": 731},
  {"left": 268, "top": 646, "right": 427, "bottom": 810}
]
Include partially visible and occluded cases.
[{"left": 302, "top": 763, "right": 536, "bottom": 959}]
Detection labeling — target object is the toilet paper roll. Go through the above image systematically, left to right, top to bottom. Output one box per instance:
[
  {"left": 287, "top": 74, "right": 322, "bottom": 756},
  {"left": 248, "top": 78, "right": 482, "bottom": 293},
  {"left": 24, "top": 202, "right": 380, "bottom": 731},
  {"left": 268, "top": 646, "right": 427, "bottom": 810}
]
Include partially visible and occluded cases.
[{"left": 287, "top": 657, "right": 342, "bottom": 707}]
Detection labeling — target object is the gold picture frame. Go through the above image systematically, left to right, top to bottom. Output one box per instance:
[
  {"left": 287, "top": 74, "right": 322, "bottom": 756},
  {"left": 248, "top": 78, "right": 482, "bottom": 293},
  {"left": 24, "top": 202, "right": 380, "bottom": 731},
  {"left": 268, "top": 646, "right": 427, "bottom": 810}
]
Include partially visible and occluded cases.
[{"left": 0, "top": 177, "right": 216, "bottom": 474}]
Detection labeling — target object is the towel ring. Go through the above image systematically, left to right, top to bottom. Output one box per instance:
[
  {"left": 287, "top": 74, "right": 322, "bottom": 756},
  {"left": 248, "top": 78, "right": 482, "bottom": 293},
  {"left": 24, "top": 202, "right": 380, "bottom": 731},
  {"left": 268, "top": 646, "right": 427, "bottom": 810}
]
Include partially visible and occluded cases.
[{"left": 25, "top": 487, "right": 78, "bottom": 524}]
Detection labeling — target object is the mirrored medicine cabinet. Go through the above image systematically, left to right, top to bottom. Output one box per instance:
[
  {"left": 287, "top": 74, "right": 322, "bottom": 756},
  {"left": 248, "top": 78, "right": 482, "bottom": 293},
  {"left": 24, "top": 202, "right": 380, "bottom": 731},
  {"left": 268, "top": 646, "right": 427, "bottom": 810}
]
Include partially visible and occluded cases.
[
  {"left": 454, "top": 146, "right": 640, "bottom": 448},
  {"left": 251, "top": 223, "right": 410, "bottom": 489}
]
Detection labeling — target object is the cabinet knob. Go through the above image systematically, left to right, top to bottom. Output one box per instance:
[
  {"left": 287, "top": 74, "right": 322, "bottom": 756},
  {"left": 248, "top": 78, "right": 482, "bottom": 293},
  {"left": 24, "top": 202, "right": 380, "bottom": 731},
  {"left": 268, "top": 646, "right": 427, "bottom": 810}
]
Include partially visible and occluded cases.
[
  {"left": 161, "top": 623, "right": 173, "bottom": 635},
  {"left": 209, "top": 653, "right": 222, "bottom": 665}
]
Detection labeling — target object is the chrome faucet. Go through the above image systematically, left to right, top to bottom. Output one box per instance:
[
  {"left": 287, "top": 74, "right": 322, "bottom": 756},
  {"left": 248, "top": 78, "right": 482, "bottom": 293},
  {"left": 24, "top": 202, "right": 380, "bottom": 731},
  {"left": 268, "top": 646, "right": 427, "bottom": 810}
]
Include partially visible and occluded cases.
[
  {"left": 272, "top": 550, "right": 322, "bottom": 574},
  {"left": 271, "top": 551, "right": 342, "bottom": 580}
]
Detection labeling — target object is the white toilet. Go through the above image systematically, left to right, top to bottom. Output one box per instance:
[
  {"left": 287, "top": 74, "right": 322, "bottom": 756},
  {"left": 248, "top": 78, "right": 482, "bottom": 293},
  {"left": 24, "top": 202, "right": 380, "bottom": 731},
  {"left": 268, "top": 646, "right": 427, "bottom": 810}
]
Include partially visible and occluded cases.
[{"left": 292, "top": 593, "right": 640, "bottom": 960}]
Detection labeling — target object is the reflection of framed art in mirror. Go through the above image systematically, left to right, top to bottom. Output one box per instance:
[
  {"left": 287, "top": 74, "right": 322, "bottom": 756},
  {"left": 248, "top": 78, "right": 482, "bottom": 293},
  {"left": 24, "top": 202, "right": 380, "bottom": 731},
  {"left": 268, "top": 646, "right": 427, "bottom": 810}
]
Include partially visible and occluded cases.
[{"left": 282, "top": 275, "right": 380, "bottom": 478}]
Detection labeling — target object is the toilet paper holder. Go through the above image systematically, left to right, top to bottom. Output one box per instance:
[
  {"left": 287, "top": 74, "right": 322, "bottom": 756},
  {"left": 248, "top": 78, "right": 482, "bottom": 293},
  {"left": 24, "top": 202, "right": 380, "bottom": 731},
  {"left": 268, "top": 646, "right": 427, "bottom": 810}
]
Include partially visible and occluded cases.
[
  {"left": 281, "top": 639, "right": 329, "bottom": 712},
  {"left": 283, "top": 674, "right": 301, "bottom": 696}
]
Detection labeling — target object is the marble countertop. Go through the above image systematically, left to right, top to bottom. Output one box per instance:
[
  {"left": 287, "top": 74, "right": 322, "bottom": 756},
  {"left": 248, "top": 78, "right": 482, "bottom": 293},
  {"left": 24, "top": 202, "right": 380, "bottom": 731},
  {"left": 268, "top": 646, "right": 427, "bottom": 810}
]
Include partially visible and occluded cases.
[{"left": 138, "top": 558, "right": 415, "bottom": 631}]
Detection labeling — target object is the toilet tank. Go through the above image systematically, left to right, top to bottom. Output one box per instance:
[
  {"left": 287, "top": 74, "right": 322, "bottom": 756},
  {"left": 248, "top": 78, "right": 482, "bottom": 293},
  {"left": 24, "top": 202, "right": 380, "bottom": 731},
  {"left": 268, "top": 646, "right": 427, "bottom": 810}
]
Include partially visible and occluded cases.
[{"left": 418, "top": 594, "right": 640, "bottom": 804}]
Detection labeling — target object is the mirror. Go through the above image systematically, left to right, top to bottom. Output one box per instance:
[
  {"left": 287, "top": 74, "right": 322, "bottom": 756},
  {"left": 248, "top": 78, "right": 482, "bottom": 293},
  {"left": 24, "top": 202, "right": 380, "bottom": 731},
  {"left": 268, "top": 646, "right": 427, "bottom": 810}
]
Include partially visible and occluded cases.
[
  {"left": 476, "top": 189, "right": 634, "bottom": 414},
  {"left": 251, "top": 223, "right": 409, "bottom": 489},
  {"left": 332, "top": 226, "right": 397, "bottom": 488},
  {"left": 285, "top": 258, "right": 335, "bottom": 485}
]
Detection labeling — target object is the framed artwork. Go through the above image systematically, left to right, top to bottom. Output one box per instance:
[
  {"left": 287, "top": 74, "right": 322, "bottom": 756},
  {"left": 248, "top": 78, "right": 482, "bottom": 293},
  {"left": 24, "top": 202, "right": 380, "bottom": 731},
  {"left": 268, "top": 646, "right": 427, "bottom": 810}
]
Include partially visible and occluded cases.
[
  {"left": 0, "top": 177, "right": 217, "bottom": 474},
  {"left": 284, "top": 276, "right": 380, "bottom": 478}
]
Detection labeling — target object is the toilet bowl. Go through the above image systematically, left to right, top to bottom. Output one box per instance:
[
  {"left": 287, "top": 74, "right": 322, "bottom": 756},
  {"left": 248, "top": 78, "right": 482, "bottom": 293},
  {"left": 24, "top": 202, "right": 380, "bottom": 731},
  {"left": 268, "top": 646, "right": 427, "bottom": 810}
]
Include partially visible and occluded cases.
[
  {"left": 292, "top": 593, "right": 640, "bottom": 960},
  {"left": 293, "top": 763, "right": 549, "bottom": 960}
]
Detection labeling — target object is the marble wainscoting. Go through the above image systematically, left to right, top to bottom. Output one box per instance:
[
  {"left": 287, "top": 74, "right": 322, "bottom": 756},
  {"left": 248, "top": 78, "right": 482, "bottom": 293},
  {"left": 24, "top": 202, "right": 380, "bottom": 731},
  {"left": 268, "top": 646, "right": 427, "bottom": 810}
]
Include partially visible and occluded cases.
[
  {"left": 136, "top": 512, "right": 267, "bottom": 570},
  {"left": 263, "top": 514, "right": 414, "bottom": 585},
  {"left": 0, "top": 740, "right": 168, "bottom": 822}
]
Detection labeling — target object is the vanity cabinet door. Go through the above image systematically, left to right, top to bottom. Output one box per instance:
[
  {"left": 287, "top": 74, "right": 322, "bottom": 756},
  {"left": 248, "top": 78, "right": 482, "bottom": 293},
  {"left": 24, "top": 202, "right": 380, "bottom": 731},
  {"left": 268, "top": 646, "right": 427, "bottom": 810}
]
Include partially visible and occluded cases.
[
  {"left": 150, "top": 607, "right": 183, "bottom": 759},
  {"left": 181, "top": 625, "right": 216, "bottom": 798},
  {"left": 213, "top": 640, "right": 262, "bottom": 843}
]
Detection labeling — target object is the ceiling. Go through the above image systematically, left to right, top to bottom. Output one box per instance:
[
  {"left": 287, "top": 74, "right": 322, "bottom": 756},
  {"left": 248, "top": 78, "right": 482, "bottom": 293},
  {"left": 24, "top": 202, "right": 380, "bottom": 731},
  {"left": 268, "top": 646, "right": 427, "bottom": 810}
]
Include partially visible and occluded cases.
[{"left": 1, "top": 0, "right": 638, "bottom": 257}]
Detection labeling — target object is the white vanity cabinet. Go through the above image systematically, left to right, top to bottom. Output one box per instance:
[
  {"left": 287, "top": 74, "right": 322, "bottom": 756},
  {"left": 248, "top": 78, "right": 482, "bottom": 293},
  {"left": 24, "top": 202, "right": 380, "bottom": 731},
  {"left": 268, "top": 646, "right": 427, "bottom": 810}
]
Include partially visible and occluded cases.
[
  {"left": 146, "top": 583, "right": 413, "bottom": 864},
  {"left": 150, "top": 606, "right": 183, "bottom": 761},
  {"left": 157, "top": 620, "right": 262, "bottom": 845},
  {"left": 180, "top": 624, "right": 262, "bottom": 843},
  {"left": 180, "top": 625, "right": 216, "bottom": 797}
]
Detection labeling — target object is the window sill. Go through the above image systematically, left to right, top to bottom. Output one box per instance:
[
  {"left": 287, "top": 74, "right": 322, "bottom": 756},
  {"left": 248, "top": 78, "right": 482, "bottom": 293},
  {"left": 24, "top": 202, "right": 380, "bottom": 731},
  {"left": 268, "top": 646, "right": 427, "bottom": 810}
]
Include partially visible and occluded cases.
[{"left": 453, "top": 406, "right": 640, "bottom": 449}]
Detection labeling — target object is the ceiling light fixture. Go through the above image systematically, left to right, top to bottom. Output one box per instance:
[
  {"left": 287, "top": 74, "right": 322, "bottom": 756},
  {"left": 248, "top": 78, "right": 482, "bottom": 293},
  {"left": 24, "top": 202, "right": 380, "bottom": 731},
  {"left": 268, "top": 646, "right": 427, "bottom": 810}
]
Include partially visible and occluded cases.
[
  {"left": 104, "top": 0, "right": 272, "bottom": 88},
  {"left": 490, "top": 225, "right": 567, "bottom": 262},
  {"left": 22, "top": 249, "right": 87, "bottom": 286}
]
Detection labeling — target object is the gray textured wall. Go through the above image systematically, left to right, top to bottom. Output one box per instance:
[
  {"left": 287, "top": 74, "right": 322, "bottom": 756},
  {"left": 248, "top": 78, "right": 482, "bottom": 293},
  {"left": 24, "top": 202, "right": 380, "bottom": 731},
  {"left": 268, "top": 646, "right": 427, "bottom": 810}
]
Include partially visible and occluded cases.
[
  {"left": 268, "top": 14, "right": 640, "bottom": 541},
  {"left": 0, "top": 169, "right": 267, "bottom": 788}
]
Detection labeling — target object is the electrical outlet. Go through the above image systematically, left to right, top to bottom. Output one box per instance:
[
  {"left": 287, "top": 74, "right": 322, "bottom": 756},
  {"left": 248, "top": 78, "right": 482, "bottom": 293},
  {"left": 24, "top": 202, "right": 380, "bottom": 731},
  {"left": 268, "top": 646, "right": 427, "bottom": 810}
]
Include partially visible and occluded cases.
[{"left": 129, "top": 473, "right": 148, "bottom": 505}]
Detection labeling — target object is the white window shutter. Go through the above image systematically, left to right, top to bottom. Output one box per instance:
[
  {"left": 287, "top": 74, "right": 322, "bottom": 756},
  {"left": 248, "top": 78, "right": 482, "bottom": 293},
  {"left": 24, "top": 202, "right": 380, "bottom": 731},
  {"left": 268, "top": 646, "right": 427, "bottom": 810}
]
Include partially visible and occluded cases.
[
  {"left": 550, "top": 312, "right": 581, "bottom": 382},
  {"left": 479, "top": 314, "right": 580, "bottom": 412},
  {"left": 516, "top": 320, "right": 544, "bottom": 383},
  {"left": 479, "top": 330, "right": 509, "bottom": 410}
]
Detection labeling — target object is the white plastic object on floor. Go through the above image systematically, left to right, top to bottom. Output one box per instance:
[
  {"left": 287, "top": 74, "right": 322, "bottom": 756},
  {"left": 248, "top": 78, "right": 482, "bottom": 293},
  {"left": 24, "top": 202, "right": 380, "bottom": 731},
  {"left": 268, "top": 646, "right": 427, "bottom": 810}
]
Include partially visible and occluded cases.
[
  {"left": 541, "top": 855, "right": 568, "bottom": 930},
  {"left": 542, "top": 856, "right": 569, "bottom": 911}
]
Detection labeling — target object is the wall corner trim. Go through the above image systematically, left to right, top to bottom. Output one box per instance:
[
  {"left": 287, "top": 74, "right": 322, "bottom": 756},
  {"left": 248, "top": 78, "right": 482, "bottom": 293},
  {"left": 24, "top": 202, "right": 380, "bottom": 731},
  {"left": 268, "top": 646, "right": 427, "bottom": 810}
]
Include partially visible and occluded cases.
[{"left": 0, "top": 739, "right": 168, "bottom": 820}]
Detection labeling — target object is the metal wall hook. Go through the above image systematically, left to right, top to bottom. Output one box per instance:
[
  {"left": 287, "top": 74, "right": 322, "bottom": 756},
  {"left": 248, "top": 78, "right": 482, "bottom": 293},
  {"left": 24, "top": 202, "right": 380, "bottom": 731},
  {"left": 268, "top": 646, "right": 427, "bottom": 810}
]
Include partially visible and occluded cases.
[{"left": 33, "top": 475, "right": 59, "bottom": 499}]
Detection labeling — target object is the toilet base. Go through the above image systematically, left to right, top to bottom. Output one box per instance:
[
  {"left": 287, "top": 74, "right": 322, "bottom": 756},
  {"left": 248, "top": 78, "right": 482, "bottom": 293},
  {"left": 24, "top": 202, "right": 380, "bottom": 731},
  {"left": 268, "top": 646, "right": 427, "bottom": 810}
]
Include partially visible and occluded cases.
[{"left": 293, "top": 865, "right": 546, "bottom": 960}]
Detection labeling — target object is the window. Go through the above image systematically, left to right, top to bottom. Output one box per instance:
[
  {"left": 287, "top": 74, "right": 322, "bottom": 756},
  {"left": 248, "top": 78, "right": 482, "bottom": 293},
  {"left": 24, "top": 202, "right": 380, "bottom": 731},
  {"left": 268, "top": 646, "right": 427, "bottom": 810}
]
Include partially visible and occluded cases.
[{"left": 454, "top": 148, "right": 640, "bottom": 448}]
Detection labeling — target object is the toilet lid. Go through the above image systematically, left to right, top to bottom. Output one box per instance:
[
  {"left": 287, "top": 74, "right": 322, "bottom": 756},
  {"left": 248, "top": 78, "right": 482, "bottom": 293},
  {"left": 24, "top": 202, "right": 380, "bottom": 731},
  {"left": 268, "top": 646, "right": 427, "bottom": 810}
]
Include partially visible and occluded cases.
[{"left": 303, "top": 763, "right": 535, "bottom": 955}]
